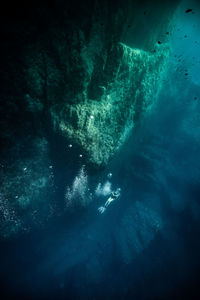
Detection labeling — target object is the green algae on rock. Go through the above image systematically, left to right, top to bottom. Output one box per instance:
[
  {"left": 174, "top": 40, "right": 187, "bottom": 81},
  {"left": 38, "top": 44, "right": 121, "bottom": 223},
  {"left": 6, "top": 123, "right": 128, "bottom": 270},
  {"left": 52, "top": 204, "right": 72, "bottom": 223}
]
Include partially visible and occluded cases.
[
  {"left": 0, "top": 0, "right": 181, "bottom": 237},
  {"left": 22, "top": 0, "right": 180, "bottom": 167},
  {"left": 51, "top": 42, "right": 169, "bottom": 166}
]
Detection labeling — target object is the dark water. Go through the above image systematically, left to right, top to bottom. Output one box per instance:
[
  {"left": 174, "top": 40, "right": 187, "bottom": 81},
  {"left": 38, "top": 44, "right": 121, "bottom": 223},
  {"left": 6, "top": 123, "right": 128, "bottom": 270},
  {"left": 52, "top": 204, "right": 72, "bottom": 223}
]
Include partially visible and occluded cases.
[{"left": 1, "top": 2, "right": 200, "bottom": 300}]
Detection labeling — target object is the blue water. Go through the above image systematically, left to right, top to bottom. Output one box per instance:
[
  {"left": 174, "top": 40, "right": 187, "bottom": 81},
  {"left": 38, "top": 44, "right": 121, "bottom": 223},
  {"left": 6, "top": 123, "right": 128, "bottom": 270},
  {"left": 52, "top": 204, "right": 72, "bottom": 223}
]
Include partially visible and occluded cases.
[{"left": 1, "top": 3, "right": 200, "bottom": 299}]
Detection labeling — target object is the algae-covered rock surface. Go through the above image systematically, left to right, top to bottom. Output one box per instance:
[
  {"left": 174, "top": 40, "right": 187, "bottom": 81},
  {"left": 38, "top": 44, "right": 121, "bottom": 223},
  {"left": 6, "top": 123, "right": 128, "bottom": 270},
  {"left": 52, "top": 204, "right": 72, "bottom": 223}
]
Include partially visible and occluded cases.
[
  {"left": 0, "top": 0, "right": 180, "bottom": 237},
  {"left": 22, "top": 0, "right": 179, "bottom": 166},
  {"left": 53, "top": 42, "right": 169, "bottom": 165}
]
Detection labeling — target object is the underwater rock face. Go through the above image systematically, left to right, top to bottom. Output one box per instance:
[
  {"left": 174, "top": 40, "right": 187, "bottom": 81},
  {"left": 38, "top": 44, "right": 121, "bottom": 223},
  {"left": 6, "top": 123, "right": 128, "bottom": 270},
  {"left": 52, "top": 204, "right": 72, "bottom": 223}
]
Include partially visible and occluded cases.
[
  {"left": 0, "top": 0, "right": 180, "bottom": 237},
  {"left": 23, "top": 0, "right": 180, "bottom": 166},
  {"left": 51, "top": 43, "right": 169, "bottom": 165}
]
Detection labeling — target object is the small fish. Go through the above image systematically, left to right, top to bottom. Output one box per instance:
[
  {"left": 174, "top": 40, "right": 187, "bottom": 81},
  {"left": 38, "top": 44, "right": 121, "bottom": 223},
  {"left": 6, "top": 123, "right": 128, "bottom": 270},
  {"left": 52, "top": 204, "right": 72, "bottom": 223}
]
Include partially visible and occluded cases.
[
  {"left": 185, "top": 9, "right": 192, "bottom": 13},
  {"left": 158, "top": 41, "right": 161, "bottom": 44}
]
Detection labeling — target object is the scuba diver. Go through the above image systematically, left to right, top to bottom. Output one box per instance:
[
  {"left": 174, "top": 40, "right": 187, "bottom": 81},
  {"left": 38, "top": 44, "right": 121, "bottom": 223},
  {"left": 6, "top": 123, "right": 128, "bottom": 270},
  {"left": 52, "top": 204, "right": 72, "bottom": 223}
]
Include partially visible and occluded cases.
[{"left": 98, "top": 188, "right": 121, "bottom": 214}]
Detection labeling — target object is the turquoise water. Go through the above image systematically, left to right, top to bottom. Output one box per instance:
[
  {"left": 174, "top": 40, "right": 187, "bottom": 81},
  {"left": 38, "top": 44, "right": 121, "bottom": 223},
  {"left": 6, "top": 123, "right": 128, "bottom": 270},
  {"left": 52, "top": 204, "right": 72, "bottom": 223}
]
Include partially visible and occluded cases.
[{"left": 1, "top": 2, "right": 200, "bottom": 299}]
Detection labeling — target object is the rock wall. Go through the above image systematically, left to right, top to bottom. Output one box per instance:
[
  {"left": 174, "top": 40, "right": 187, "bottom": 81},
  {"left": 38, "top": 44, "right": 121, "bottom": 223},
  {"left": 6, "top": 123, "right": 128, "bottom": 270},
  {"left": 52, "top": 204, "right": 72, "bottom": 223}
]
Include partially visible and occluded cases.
[
  {"left": 0, "top": 0, "right": 181, "bottom": 237},
  {"left": 23, "top": 0, "right": 180, "bottom": 166},
  {"left": 52, "top": 43, "right": 169, "bottom": 165}
]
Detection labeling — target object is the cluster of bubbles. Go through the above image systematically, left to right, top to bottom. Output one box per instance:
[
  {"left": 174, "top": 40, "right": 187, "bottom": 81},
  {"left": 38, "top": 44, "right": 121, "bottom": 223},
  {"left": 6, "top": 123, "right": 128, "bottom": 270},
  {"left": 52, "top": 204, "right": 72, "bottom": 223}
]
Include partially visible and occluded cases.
[
  {"left": 65, "top": 166, "right": 92, "bottom": 210},
  {"left": 64, "top": 167, "right": 120, "bottom": 214},
  {"left": 95, "top": 172, "right": 113, "bottom": 198},
  {"left": 95, "top": 181, "right": 112, "bottom": 197},
  {"left": 0, "top": 193, "right": 23, "bottom": 238}
]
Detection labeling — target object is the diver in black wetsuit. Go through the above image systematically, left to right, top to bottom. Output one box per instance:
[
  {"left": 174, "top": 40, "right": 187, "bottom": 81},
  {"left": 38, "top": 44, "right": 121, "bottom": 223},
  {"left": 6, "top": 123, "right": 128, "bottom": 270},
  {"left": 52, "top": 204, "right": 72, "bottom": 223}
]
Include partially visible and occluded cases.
[{"left": 98, "top": 188, "right": 121, "bottom": 214}]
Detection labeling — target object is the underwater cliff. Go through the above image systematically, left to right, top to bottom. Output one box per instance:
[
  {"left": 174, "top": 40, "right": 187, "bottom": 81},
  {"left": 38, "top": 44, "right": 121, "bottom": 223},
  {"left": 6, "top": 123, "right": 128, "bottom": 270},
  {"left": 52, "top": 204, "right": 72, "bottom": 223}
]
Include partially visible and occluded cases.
[
  {"left": 0, "top": 0, "right": 180, "bottom": 238},
  {"left": 1, "top": 0, "right": 200, "bottom": 299},
  {"left": 24, "top": 0, "right": 178, "bottom": 166}
]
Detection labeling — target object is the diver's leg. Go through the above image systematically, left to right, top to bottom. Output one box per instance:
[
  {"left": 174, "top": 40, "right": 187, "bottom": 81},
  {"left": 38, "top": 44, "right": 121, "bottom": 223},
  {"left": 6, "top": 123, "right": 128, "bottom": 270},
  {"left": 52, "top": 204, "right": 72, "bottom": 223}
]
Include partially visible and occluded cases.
[
  {"left": 105, "top": 197, "right": 112, "bottom": 207},
  {"left": 98, "top": 206, "right": 106, "bottom": 214}
]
